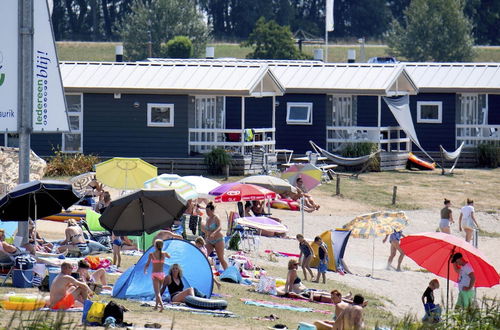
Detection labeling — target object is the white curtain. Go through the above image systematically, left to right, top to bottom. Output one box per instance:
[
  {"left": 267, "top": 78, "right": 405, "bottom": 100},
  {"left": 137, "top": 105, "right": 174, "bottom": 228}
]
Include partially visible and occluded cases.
[{"left": 383, "top": 95, "right": 434, "bottom": 161}]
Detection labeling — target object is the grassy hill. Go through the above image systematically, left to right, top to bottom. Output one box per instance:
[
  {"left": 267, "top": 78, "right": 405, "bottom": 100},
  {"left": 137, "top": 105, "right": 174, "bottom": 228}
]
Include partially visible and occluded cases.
[{"left": 56, "top": 41, "right": 500, "bottom": 62}]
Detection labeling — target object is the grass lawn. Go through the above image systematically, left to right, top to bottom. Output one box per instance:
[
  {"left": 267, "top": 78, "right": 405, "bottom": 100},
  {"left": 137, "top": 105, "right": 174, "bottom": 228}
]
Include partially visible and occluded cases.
[
  {"left": 56, "top": 41, "right": 500, "bottom": 62},
  {"left": 0, "top": 253, "right": 395, "bottom": 329}
]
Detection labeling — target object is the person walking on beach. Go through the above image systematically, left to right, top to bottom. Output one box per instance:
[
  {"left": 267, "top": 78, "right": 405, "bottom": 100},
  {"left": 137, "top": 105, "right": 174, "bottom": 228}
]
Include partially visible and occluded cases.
[
  {"left": 439, "top": 199, "right": 454, "bottom": 234},
  {"left": 459, "top": 199, "right": 480, "bottom": 243},
  {"left": 202, "top": 202, "right": 228, "bottom": 270},
  {"left": 383, "top": 229, "right": 405, "bottom": 271},
  {"left": 296, "top": 234, "right": 314, "bottom": 281},
  {"left": 312, "top": 236, "right": 328, "bottom": 284},
  {"left": 144, "top": 239, "right": 171, "bottom": 312},
  {"left": 451, "top": 252, "right": 476, "bottom": 308}
]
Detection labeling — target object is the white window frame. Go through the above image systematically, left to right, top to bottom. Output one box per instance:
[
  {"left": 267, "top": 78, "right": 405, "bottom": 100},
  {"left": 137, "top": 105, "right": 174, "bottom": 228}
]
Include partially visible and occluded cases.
[
  {"left": 62, "top": 93, "right": 83, "bottom": 153},
  {"left": 417, "top": 101, "right": 442, "bottom": 124},
  {"left": 286, "top": 102, "right": 313, "bottom": 125},
  {"left": 147, "top": 103, "right": 175, "bottom": 127}
]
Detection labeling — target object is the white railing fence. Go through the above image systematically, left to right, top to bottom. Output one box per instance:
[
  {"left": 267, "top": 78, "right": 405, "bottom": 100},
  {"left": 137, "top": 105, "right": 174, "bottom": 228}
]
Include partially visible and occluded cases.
[
  {"left": 456, "top": 124, "right": 500, "bottom": 147},
  {"left": 326, "top": 126, "right": 411, "bottom": 152},
  {"left": 188, "top": 128, "right": 275, "bottom": 155}
]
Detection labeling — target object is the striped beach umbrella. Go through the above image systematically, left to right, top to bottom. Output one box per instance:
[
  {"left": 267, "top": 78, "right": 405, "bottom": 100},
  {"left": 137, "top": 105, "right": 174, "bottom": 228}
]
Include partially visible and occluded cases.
[
  {"left": 281, "top": 163, "right": 322, "bottom": 192},
  {"left": 144, "top": 174, "right": 198, "bottom": 201},
  {"left": 343, "top": 211, "right": 409, "bottom": 239}
]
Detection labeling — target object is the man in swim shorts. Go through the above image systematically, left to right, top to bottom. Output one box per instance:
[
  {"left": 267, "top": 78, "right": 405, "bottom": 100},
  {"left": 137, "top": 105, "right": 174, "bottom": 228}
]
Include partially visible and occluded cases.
[{"left": 50, "top": 262, "right": 92, "bottom": 310}]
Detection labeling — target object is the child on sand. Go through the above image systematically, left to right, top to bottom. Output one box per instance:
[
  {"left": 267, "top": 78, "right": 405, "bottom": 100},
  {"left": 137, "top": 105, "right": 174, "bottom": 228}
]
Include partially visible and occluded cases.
[
  {"left": 111, "top": 233, "right": 122, "bottom": 268},
  {"left": 296, "top": 234, "right": 315, "bottom": 281},
  {"left": 194, "top": 236, "right": 221, "bottom": 290},
  {"left": 312, "top": 236, "right": 328, "bottom": 284},
  {"left": 144, "top": 239, "right": 171, "bottom": 312},
  {"left": 422, "top": 279, "right": 441, "bottom": 322}
]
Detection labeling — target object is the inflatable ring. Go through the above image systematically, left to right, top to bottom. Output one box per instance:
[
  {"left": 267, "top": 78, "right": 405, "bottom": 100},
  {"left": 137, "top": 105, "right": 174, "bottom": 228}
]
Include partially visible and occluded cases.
[
  {"left": 184, "top": 295, "right": 228, "bottom": 310},
  {"left": 2, "top": 299, "right": 45, "bottom": 311}
]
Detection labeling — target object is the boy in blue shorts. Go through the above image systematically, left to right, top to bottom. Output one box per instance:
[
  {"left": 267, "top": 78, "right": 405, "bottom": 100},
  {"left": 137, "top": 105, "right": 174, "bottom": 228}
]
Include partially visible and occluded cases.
[{"left": 313, "top": 236, "right": 328, "bottom": 283}]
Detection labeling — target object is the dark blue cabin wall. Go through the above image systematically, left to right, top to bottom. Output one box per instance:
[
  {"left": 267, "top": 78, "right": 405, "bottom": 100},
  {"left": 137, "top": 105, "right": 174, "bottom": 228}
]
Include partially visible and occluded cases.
[
  {"left": 83, "top": 93, "right": 189, "bottom": 158},
  {"left": 410, "top": 93, "right": 456, "bottom": 151},
  {"left": 275, "top": 94, "right": 327, "bottom": 154},
  {"left": 488, "top": 94, "right": 500, "bottom": 124},
  {"left": 356, "top": 96, "right": 378, "bottom": 126},
  {"left": 224, "top": 97, "right": 273, "bottom": 129},
  {"left": 225, "top": 97, "right": 242, "bottom": 129},
  {"left": 0, "top": 134, "right": 4, "bottom": 146},
  {"left": 31, "top": 134, "right": 63, "bottom": 156}
]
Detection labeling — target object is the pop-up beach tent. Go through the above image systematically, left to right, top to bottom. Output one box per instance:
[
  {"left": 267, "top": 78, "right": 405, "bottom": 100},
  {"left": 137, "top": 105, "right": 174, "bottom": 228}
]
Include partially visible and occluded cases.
[
  {"left": 310, "top": 229, "right": 351, "bottom": 271},
  {"left": 112, "top": 239, "right": 213, "bottom": 300}
]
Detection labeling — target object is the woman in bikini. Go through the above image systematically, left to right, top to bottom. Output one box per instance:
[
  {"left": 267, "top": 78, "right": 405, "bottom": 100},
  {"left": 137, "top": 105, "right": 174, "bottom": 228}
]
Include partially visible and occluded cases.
[
  {"left": 202, "top": 202, "right": 228, "bottom": 270},
  {"left": 58, "top": 219, "right": 89, "bottom": 255},
  {"left": 383, "top": 229, "right": 405, "bottom": 271},
  {"left": 144, "top": 239, "right": 171, "bottom": 311},
  {"left": 162, "top": 264, "right": 195, "bottom": 303}
]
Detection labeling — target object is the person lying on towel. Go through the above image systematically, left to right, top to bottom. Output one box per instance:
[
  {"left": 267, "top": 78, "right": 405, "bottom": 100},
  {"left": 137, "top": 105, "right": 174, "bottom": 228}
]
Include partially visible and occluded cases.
[{"left": 49, "top": 262, "right": 93, "bottom": 310}]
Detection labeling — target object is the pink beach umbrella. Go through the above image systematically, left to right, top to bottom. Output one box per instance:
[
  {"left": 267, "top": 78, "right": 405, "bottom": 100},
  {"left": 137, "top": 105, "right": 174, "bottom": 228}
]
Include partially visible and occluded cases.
[{"left": 212, "top": 183, "right": 276, "bottom": 203}]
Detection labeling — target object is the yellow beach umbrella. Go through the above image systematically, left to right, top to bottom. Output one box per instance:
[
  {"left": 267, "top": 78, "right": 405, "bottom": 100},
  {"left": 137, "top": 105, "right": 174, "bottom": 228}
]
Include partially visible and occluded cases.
[{"left": 95, "top": 157, "right": 157, "bottom": 190}]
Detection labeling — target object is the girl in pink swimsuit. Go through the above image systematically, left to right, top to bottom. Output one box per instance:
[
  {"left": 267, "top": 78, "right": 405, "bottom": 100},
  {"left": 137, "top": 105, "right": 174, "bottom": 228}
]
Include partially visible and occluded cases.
[{"left": 144, "top": 239, "right": 171, "bottom": 311}]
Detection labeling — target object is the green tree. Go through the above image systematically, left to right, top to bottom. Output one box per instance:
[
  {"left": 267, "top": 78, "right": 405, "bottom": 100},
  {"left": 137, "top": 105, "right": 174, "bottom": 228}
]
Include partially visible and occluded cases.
[
  {"left": 121, "top": 0, "right": 209, "bottom": 61},
  {"left": 387, "top": 0, "right": 474, "bottom": 61},
  {"left": 242, "top": 17, "right": 308, "bottom": 60},
  {"left": 162, "top": 36, "right": 194, "bottom": 58}
]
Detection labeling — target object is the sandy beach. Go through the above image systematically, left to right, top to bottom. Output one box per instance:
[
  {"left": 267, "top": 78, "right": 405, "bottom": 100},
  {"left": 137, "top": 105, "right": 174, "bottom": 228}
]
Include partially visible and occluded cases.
[{"left": 35, "top": 176, "right": 500, "bottom": 322}]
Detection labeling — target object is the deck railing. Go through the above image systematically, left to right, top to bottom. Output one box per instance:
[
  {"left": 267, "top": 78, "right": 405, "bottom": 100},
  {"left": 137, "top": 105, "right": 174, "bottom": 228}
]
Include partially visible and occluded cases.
[
  {"left": 456, "top": 124, "right": 500, "bottom": 147},
  {"left": 326, "top": 126, "right": 411, "bottom": 152},
  {"left": 188, "top": 128, "right": 275, "bottom": 154}
]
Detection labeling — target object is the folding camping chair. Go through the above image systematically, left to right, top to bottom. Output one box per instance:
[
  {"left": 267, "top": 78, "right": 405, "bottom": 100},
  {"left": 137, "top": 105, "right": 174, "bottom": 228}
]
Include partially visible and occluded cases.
[{"left": 0, "top": 257, "right": 14, "bottom": 287}]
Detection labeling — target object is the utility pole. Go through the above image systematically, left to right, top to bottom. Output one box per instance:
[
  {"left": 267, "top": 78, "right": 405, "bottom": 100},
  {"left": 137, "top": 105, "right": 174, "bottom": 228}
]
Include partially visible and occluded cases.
[{"left": 18, "top": 0, "right": 34, "bottom": 245}]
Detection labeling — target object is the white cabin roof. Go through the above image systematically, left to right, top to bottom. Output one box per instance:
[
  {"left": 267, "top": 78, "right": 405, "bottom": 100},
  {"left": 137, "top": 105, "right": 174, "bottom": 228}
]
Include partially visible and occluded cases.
[
  {"left": 60, "top": 61, "right": 285, "bottom": 97},
  {"left": 404, "top": 63, "right": 500, "bottom": 93}
]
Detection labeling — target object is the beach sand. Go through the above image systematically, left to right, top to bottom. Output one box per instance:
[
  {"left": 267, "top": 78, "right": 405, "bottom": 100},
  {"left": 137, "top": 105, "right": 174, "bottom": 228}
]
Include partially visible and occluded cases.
[{"left": 35, "top": 183, "right": 500, "bottom": 320}]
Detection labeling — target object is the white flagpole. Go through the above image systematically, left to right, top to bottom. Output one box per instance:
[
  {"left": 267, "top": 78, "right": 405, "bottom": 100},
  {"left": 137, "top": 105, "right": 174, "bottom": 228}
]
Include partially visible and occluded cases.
[{"left": 325, "top": 0, "right": 334, "bottom": 62}]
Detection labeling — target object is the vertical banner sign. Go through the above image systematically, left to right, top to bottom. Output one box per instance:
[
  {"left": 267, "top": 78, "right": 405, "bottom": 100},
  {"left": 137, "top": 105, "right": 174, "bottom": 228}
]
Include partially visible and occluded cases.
[
  {"left": 32, "top": 0, "right": 69, "bottom": 132},
  {"left": 326, "top": 0, "right": 334, "bottom": 32},
  {"left": 0, "top": 1, "right": 19, "bottom": 132}
]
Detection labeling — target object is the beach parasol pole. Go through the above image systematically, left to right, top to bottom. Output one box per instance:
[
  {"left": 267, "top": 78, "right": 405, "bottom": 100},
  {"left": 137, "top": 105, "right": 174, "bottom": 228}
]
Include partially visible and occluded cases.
[
  {"left": 301, "top": 197, "right": 305, "bottom": 235},
  {"left": 372, "top": 236, "right": 375, "bottom": 276},
  {"left": 446, "top": 246, "right": 455, "bottom": 315}
]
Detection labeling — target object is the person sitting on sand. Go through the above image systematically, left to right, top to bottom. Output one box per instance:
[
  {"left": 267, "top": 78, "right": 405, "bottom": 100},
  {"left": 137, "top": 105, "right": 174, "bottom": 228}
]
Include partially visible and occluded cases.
[
  {"left": 295, "top": 177, "right": 320, "bottom": 211},
  {"left": 58, "top": 219, "right": 89, "bottom": 255},
  {"left": 153, "top": 229, "right": 183, "bottom": 242},
  {"left": 382, "top": 229, "right": 405, "bottom": 271},
  {"left": 296, "top": 234, "right": 315, "bottom": 281},
  {"left": 144, "top": 239, "right": 171, "bottom": 312},
  {"left": 74, "top": 259, "right": 111, "bottom": 291},
  {"left": 276, "top": 259, "right": 310, "bottom": 298},
  {"left": 49, "top": 262, "right": 92, "bottom": 310},
  {"left": 161, "top": 263, "right": 195, "bottom": 303},
  {"left": 422, "top": 279, "right": 441, "bottom": 322},
  {"left": 314, "top": 290, "right": 350, "bottom": 329},
  {"left": 339, "top": 294, "right": 366, "bottom": 329}
]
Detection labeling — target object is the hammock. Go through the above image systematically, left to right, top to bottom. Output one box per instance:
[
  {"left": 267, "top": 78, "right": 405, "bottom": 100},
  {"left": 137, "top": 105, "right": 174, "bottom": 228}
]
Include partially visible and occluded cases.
[
  {"left": 309, "top": 141, "right": 381, "bottom": 178},
  {"left": 439, "top": 142, "right": 465, "bottom": 175}
]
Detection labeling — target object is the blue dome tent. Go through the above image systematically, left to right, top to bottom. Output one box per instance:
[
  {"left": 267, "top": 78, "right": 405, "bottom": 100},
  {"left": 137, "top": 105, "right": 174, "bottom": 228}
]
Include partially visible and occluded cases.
[{"left": 112, "top": 239, "right": 213, "bottom": 300}]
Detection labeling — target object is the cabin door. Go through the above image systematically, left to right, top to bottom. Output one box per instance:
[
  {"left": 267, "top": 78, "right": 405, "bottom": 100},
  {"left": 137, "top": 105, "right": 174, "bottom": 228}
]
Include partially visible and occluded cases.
[
  {"left": 457, "top": 94, "right": 487, "bottom": 147},
  {"left": 328, "top": 95, "right": 357, "bottom": 150},
  {"left": 194, "top": 96, "right": 225, "bottom": 153}
]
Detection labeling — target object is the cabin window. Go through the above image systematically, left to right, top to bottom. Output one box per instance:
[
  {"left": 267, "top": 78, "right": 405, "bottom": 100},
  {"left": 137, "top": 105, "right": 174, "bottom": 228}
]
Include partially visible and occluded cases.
[
  {"left": 62, "top": 94, "right": 83, "bottom": 153},
  {"left": 417, "top": 101, "right": 442, "bottom": 124},
  {"left": 286, "top": 102, "right": 313, "bottom": 125},
  {"left": 147, "top": 103, "right": 174, "bottom": 127}
]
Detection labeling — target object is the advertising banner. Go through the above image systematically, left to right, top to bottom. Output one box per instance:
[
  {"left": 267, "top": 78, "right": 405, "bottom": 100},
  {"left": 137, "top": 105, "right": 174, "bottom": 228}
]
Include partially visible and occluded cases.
[
  {"left": 32, "top": 0, "right": 69, "bottom": 132},
  {"left": 0, "top": 1, "right": 19, "bottom": 132}
]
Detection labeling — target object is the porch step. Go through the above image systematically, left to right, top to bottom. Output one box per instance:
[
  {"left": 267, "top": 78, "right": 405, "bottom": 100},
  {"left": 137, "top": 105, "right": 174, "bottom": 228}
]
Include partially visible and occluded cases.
[{"left": 380, "top": 152, "right": 408, "bottom": 171}]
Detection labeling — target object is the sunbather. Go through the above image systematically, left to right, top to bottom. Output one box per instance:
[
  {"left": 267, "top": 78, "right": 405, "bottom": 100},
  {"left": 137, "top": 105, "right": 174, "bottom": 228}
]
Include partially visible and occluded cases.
[
  {"left": 295, "top": 178, "right": 320, "bottom": 211},
  {"left": 57, "top": 219, "right": 90, "bottom": 255},
  {"left": 27, "top": 220, "right": 53, "bottom": 253},
  {"left": 0, "top": 229, "right": 19, "bottom": 262},
  {"left": 153, "top": 229, "right": 183, "bottom": 242},
  {"left": 75, "top": 259, "right": 110, "bottom": 289},
  {"left": 276, "top": 259, "right": 309, "bottom": 298},
  {"left": 49, "top": 262, "right": 92, "bottom": 310},
  {"left": 161, "top": 263, "right": 195, "bottom": 303},
  {"left": 314, "top": 290, "right": 350, "bottom": 329}
]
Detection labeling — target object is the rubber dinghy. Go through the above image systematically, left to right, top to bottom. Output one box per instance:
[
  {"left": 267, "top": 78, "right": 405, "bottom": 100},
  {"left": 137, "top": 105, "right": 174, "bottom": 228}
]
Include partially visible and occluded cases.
[{"left": 407, "top": 153, "right": 436, "bottom": 170}]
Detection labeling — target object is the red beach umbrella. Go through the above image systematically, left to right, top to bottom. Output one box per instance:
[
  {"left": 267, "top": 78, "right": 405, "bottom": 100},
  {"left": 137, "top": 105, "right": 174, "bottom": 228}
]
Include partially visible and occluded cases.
[
  {"left": 214, "top": 183, "right": 276, "bottom": 203},
  {"left": 400, "top": 232, "right": 499, "bottom": 288},
  {"left": 400, "top": 232, "right": 500, "bottom": 312}
]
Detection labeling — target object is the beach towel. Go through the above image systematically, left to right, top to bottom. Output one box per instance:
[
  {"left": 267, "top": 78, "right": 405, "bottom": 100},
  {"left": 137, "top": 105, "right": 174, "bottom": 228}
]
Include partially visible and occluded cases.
[
  {"left": 241, "top": 299, "right": 332, "bottom": 314},
  {"left": 139, "top": 301, "right": 236, "bottom": 317}
]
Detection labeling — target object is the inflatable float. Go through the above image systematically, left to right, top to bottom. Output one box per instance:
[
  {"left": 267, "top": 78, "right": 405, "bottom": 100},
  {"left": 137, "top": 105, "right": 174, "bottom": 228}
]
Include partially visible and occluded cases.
[
  {"left": 407, "top": 153, "right": 436, "bottom": 170},
  {"left": 269, "top": 199, "right": 300, "bottom": 211},
  {"left": 40, "top": 209, "right": 87, "bottom": 222},
  {"left": 235, "top": 217, "right": 288, "bottom": 236},
  {"left": 2, "top": 294, "right": 45, "bottom": 311},
  {"left": 184, "top": 295, "right": 228, "bottom": 310}
]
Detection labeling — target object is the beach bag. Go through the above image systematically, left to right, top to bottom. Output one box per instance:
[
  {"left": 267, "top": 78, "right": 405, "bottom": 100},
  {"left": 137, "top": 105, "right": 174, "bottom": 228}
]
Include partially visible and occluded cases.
[
  {"left": 14, "top": 254, "right": 36, "bottom": 270},
  {"left": 256, "top": 275, "right": 276, "bottom": 295},
  {"left": 86, "top": 301, "right": 106, "bottom": 325},
  {"left": 103, "top": 301, "right": 126, "bottom": 325}
]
